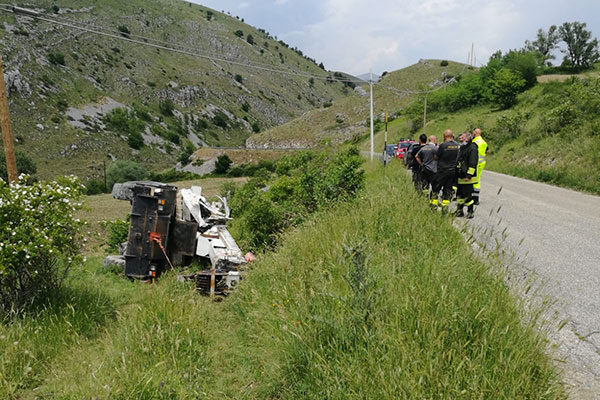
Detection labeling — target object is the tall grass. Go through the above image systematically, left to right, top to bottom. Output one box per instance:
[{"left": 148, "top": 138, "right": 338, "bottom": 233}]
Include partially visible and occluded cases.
[
  {"left": 206, "top": 162, "right": 565, "bottom": 399},
  {"left": 0, "top": 163, "right": 565, "bottom": 398}
]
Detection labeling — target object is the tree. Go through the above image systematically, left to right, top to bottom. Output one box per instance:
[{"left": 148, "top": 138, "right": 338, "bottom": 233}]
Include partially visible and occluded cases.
[
  {"left": 558, "top": 22, "right": 600, "bottom": 69},
  {"left": 524, "top": 26, "right": 559, "bottom": 63},
  {"left": 234, "top": 30, "right": 244, "bottom": 38},
  {"left": 246, "top": 34, "right": 254, "bottom": 45},
  {"left": 503, "top": 50, "right": 540, "bottom": 89},
  {"left": 490, "top": 68, "right": 526, "bottom": 109},
  {"left": 178, "top": 141, "right": 195, "bottom": 165},
  {"left": 0, "top": 150, "right": 37, "bottom": 181},
  {"left": 215, "top": 154, "right": 232, "bottom": 174},
  {"left": 106, "top": 160, "right": 147, "bottom": 188}
]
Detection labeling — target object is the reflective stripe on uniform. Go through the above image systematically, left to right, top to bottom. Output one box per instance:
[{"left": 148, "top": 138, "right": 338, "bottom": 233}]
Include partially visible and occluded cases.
[
  {"left": 467, "top": 167, "right": 476, "bottom": 175},
  {"left": 430, "top": 198, "right": 439, "bottom": 206},
  {"left": 456, "top": 198, "right": 465, "bottom": 204},
  {"left": 441, "top": 200, "right": 450, "bottom": 206},
  {"left": 465, "top": 200, "right": 474, "bottom": 206}
]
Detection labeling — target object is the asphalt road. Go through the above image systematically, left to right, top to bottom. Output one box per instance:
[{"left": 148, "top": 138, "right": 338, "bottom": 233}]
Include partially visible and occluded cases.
[{"left": 467, "top": 170, "right": 600, "bottom": 399}]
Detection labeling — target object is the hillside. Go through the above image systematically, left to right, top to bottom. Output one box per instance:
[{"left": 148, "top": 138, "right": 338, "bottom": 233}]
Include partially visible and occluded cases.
[
  {"left": 0, "top": 0, "right": 350, "bottom": 180},
  {"left": 247, "top": 59, "right": 470, "bottom": 148},
  {"left": 367, "top": 72, "right": 600, "bottom": 194},
  {"left": 0, "top": 163, "right": 564, "bottom": 398}
]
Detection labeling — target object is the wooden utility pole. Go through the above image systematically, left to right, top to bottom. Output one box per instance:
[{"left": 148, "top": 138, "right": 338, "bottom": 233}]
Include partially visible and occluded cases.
[{"left": 0, "top": 49, "right": 17, "bottom": 183}]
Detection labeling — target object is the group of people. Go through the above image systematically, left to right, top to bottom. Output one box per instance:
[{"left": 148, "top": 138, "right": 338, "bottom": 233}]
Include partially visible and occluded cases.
[{"left": 406, "top": 128, "right": 488, "bottom": 218}]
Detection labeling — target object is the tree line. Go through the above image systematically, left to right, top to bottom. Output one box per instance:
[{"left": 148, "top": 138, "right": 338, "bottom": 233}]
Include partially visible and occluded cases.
[{"left": 404, "top": 21, "right": 599, "bottom": 129}]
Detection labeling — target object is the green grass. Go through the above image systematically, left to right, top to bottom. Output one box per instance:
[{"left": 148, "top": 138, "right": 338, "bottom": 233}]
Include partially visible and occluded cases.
[
  {"left": 1, "top": 0, "right": 350, "bottom": 180},
  {"left": 251, "top": 60, "right": 469, "bottom": 148},
  {"left": 360, "top": 78, "right": 600, "bottom": 195},
  {"left": 0, "top": 162, "right": 565, "bottom": 398}
]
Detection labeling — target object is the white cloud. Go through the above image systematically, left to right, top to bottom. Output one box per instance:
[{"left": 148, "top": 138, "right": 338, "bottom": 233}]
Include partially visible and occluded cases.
[{"left": 280, "top": 0, "right": 525, "bottom": 74}]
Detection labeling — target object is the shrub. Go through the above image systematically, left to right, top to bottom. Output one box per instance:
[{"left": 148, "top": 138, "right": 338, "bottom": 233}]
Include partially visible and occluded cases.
[
  {"left": 118, "top": 25, "right": 130, "bottom": 37},
  {"left": 234, "top": 30, "right": 244, "bottom": 38},
  {"left": 246, "top": 34, "right": 254, "bottom": 45},
  {"left": 48, "top": 52, "right": 65, "bottom": 66},
  {"left": 440, "top": 60, "right": 449, "bottom": 66},
  {"left": 490, "top": 68, "right": 526, "bottom": 109},
  {"left": 234, "top": 74, "right": 243, "bottom": 83},
  {"left": 56, "top": 98, "right": 69, "bottom": 112},
  {"left": 158, "top": 99, "right": 175, "bottom": 116},
  {"left": 241, "top": 102, "right": 250, "bottom": 112},
  {"left": 104, "top": 108, "right": 145, "bottom": 137},
  {"left": 213, "top": 111, "right": 229, "bottom": 128},
  {"left": 492, "top": 111, "right": 529, "bottom": 145},
  {"left": 251, "top": 121, "right": 261, "bottom": 133},
  {"left": 127, "top": 131, "right": 144, "bottom": 149},
  {"left": 177, "top": 141, "right": 195, "bottom": 165},
  {"left": 228, "top": 147, "right": 364, "bottom": 251},
  {"left": 0, "top": 151, "right": 37, "bottom": 181},
  {"left": 215, "top": 154, "right": 233, "bottom": 174},
  {"left": 106, "top": 160, "right": 147, "bottom": 188},
  {"left": 148, "top": 168, "right": 199, "bottom": 182},
  {"left": 0, "top": 175, "right": 85, "bottom": 314},
  {"left": 84, "top": 178, "right": 107, "bottom": 195},
  {"left": 102, "top": 217, "right": 129, "bottom": 253}
]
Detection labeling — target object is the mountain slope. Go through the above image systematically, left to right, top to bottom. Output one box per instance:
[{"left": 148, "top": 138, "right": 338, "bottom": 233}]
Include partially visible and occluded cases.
[
  {"left": 0, "top": 0, "right": 350, "bottom": 179},
  {"left": 247, "top": 59, "right": 470, "bottom": 148}
]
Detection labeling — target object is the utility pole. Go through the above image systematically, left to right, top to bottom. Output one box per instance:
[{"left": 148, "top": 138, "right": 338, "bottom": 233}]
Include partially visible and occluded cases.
[
  {"left": 471, "top": 43, "right": 474, "bottom": 66},
  {"left": 0, "top": 48, "right": 17, "bottom": 183},
  {"left": 369, "top": 69, "right": 374, "bottom": 162},
  {"left": 383, "top": 112, "right": 388, "bottom": 166},
  {"left": 103, "top": 160, "right": 107, "bottom": 192}
]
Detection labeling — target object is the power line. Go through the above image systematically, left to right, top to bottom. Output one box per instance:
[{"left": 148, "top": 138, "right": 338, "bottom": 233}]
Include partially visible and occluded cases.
[{"left": 0, "top": 6, "right": 366, "bottom": 84}]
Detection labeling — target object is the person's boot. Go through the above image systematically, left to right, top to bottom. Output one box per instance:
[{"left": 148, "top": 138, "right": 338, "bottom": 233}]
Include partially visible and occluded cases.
[
  {"left": 430, "top": 198, "right": 439, "bottom": 210},
  {"left": 466, "top": 204, "right": 474, "bottom": 219},
  {"left": 455, "top": 205, "right": 464, "bottom": 218}
]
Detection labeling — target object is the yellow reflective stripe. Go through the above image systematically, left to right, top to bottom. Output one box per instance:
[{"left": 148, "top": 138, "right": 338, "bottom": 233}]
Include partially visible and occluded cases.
[
  {"left": 467, "top": 167, "right": 476, "bottom": 175},
  {"left": 456, "top": 198, "right": 465, "bottom": 204},
  {"left": 430, "top": 199, "right": 439, "bottom": 205},
  {"left": 441, "top": 200, "right": 450, "bottom": 206},
  {"left": 465, "top": 200, "right": 474, "bottom": 206}
]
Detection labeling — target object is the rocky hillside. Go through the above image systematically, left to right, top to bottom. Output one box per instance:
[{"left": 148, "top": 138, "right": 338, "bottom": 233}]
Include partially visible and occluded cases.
[
  {"left": 0, "top": 0, "right": 350, "bottom": 180},
  {"left": 248, "top": 60, "right": 470, "bottom": 148}
]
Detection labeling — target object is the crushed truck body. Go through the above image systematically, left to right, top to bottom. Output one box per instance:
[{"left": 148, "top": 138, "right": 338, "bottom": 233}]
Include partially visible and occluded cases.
[{"left": 109, "top": 181, "right": 247, "bottom": 295}]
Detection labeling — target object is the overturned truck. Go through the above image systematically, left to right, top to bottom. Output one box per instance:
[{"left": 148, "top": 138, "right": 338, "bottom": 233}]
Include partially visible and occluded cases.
[{"left": 110, "top": 181, "right": 248, "bottom": 295}]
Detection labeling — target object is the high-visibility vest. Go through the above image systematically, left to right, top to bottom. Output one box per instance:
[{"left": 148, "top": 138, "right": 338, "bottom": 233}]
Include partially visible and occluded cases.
[{"left": 473, "top": 136, "right": 487, "bottom": 166}]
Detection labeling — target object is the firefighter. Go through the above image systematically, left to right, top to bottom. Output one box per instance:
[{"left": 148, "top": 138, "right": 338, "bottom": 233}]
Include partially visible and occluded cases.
[
  {"left": 472, "top": 128, "right": 488, "bottom": 205},
  {"left": 432, "top": 129, "right": 459, "bottom": 213},
  {"left": 456, "top": 132, "right": 478, "bottom": 218},
  {"left": 409, "top": 134, "right": 427, "bottom": 192},
  {"left": 415, "top": 135, "right": 438, "bottom": 198}
]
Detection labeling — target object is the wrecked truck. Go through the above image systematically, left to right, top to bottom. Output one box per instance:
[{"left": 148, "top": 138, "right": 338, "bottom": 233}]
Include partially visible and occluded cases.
[{"left": 107, "top": 181, "right": 248, "bottom": 295}]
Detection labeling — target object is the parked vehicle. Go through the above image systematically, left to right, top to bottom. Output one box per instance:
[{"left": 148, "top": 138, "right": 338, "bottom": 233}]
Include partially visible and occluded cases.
[
  {"left": 395, "top": 139, "right": 417, "bottom": 160},
  {"left": 385, "top": 144, "right": 398, "bottom": 158}
]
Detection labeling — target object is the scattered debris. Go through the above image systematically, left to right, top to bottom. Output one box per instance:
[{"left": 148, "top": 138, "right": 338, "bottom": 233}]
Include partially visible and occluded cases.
[{"left": 108, "top": 181, "right": 248, "bottom": 295}]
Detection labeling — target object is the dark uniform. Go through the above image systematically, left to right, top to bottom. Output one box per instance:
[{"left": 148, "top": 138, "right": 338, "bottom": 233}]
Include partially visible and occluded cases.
[
  {"left": 432, "top": 139, "right": 460, "bottom": 211},
  {"left": 456, "top": 139, "right": 478, "bottom": 218},
  {"left": 409, "top": 143, "right": 425, "bottom": 192},
  {"left": 416, "top": 143, "right": 437, "bottom": 196}
]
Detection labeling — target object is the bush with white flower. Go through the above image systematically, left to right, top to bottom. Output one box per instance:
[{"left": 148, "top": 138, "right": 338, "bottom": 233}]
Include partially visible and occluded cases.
[{"left": 0, "top": 175, "right": 85, "bottom": 314}]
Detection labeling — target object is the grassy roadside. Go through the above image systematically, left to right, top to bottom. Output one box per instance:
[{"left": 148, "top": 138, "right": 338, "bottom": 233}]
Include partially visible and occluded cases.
[{"left": 1, "top": 162, "right": 565, "bottom": 398}]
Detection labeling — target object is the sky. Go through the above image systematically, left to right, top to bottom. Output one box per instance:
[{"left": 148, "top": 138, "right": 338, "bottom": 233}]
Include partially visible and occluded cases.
[{"left": 189, "top": 0, "right": 600, "bottom": 76}]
